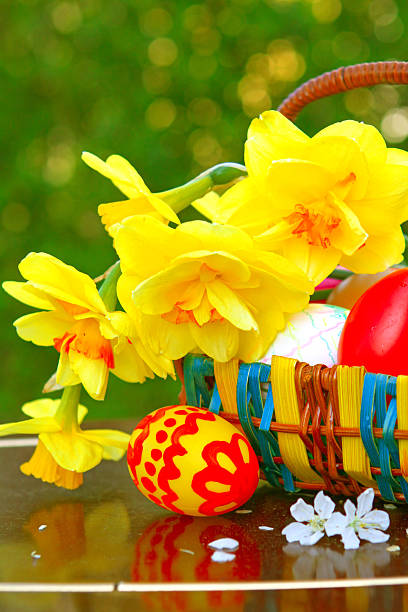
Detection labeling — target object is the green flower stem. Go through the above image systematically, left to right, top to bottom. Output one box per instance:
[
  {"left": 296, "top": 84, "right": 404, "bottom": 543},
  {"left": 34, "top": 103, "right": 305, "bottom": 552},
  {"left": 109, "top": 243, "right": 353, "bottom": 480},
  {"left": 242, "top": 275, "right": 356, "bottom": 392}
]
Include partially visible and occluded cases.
[
  {"left": 158, "top": 162, "right": 247, "bottom": 213},
  {"left": 98, "top": 261, "right": 121, "bottom": 311},
  {"left": 329, "top": 268, "right": 353, "bottom": 280},
  {"left": 311, "top": 289, "right": 332, "bottom": 301},
  {"left": 55, "top": 384, "right": 81, "bottom": 431}
]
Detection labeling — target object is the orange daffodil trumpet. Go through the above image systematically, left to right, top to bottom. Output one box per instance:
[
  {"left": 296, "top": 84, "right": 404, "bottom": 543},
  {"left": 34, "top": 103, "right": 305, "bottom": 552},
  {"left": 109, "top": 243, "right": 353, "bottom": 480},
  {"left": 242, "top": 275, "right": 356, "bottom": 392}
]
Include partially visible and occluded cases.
[
  {"left": 195, "top": 111, "right": 408, "bottom": 285},
  {"left": 81, "top": 152, "right": 181, "bottom": 233},
  {"left": 111, "top": 215, "right": 313, "bottom": 363},
  {"left": 3, "top": 252, "right": 174, "bottom": 400},
  {"left": 0, "top": 388, "right": 129, "bottom": 489}
]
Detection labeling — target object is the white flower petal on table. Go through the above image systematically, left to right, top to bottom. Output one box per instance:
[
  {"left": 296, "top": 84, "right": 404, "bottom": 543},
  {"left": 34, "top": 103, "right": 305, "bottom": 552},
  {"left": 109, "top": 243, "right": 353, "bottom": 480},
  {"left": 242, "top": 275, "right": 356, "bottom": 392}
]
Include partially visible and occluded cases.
[
  {"left": 357, "top": 488, "right": 374, "bottom": 517},
  {"left": 314, "top": 490, "right": 335, "bottom": 519},
  {"left": 290, "top": 498, "right": 314, "bottom": 522},
  {"left": 344, "top": 499, "right": 357, "bottom": 521},
  {"left": 363, "top": 510, "right": 390, "bottom": 531},
  {"left": 325, "top": 512, "right": 348, "bottom": 537},
  {"left": 282, "top": 522, "right": 313, "bottom": 543},
  {"left": 258, "top": 525, "right": 274, "bottom": 531},
  {"left": 341, "top": 527, "right": 360, "bottom": 550},
  {"left": 357, "top": 528, "right": 390, "bottom": 544},
  {"left": 300, "top": 530, "right": 325, "bottom": 546},
  {"left": 208, "top": 538, "right": 239, "bottom": 552},
  {"left": 211, "top": 551, "right": 236, "bottom": 563}
]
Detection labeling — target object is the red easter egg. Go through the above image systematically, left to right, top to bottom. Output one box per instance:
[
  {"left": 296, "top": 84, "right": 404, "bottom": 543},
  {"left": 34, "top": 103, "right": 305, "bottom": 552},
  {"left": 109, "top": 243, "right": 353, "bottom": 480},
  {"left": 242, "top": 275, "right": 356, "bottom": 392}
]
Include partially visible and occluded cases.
[
  {"left": 337, "top": 268, "right": 408, "bottom": 376},
  {"left": 127, "top": 405, "right": 260, "bottom": 516}
]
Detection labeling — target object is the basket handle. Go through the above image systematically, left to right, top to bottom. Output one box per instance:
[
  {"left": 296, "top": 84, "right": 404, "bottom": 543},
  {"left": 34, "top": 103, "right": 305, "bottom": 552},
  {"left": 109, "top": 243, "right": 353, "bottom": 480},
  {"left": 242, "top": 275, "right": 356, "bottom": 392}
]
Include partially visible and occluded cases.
[{"left": 277, "top": 61, "right": 408, "bottom": 122}]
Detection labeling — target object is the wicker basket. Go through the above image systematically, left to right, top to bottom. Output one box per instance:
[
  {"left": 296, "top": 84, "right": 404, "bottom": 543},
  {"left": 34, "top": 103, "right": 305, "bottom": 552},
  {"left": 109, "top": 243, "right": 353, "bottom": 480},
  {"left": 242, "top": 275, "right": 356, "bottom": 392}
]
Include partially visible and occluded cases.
[{"left": 181, "top": 61, "right": 408, "bottom": 503}]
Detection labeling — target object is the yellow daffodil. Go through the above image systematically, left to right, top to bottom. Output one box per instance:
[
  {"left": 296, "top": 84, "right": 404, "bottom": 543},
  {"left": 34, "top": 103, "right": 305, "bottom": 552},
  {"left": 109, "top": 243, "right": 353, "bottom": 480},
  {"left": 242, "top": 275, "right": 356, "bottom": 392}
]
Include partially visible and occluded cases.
[
  {"left": 197, "top": 111, "right": 408, "bottom": 285},
  {"left": 81, "top": 152, "right": 180, "bottom": 232},
  {"left": 111, "top": 215, "right": 313, "bottom": 363},
  {"left": 3, "top": 252, "right": 173, "bottom": 400},
  {"left": 0, "top": 389, "right": 130, "bottom": 489}
]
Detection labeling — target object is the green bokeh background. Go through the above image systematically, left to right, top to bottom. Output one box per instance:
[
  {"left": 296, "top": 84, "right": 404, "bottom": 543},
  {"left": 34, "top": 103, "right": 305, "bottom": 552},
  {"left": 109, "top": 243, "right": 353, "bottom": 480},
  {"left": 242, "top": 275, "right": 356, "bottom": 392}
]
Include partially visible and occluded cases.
[{"left": 2, "top": 0, "right": 408, "bottom": 422}]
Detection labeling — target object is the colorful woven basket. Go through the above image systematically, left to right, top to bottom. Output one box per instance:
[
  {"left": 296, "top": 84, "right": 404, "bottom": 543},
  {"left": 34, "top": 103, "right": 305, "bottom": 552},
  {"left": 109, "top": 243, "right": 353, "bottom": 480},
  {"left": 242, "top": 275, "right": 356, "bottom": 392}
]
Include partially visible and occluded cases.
[{"left": 181, "top": 61, "right": 408, "bottom": 503}]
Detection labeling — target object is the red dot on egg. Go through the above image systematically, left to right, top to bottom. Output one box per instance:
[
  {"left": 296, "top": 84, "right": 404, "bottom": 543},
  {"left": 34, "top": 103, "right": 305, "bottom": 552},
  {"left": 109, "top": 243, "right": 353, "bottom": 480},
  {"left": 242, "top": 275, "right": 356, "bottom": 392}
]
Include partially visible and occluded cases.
[
  {"left": 175, "top": 409, "right": 188, "bottom": 415},
  {"left": 164, "top": 418, "right": 176, "bottom": 427},
  {"left": 156, "top": 430, "right": 168, "bottom": 443},
  {"left": 151, "top": 448, "right": 162, "bottom": 461},
  {"left": 145, "top": 461, "right": 156, "bottom": 476},
  {"left": 141, "top": 477, "right": 156, "bottom": 493}
]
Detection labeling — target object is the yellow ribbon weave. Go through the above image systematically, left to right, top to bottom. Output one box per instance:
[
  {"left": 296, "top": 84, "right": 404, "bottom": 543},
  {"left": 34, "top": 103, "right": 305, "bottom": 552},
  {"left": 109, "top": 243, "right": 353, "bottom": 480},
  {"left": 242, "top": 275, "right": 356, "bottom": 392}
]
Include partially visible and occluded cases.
[
  {"left": 270, "top": 356, "right": 323, "bottom": 484},
  {"left": 213, "top": 359, "right": 239, "bottom": 414},
  {"left": 337, "top": 365, "right": 375, "bottom": 487},
  {"left": 397, "top": 375, "right": 408, "bottom": 482}
]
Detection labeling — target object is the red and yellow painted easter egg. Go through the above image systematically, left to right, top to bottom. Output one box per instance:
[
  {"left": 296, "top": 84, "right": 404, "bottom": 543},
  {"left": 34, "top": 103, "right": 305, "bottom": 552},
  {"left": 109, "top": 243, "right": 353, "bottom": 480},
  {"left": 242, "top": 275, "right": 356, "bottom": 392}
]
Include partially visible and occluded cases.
[{"left": 127, "top": 405, "right": 259, "bottom": 516}]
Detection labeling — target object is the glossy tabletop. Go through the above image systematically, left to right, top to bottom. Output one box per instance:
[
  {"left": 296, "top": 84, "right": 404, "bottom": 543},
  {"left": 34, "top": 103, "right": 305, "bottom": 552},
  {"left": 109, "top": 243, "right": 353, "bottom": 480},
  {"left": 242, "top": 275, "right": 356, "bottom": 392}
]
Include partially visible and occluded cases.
[{"left": 1, "top": 422, "right": 408, "bottom": 612}]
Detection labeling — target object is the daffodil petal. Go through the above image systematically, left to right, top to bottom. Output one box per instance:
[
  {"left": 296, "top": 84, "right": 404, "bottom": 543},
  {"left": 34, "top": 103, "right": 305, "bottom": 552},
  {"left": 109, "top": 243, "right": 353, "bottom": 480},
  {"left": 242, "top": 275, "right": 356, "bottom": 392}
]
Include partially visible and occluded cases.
[
  {"left": 245, "top": 110, "right": 309, "bottom": 178},
  {"left": 316, "top": 120, "right": 387, "bottom": 166},
  {"left": 82, "top": 152, "right": 148, "bottom": 198},
  {"left": 215, "top": 178, "right": 263, "bottom": 228},
  {"left": 191, "top": 191, "right": 220, "bottom": 221},
  {"left": 147, "top": 193, "right": 180, "bottom": 225},
  {"left": 327, "top": 195, "right": 368, "bottom": 255},
  {"left": 98, "top": 198, "right": 163, "bottom": 232},
  {"left": 178, "top": 220, "right": 254, "bottom": 252},
  {"left": 340, "top": 229, "right": 405, "bottom": 274},
  {"left": 281, "top": 237, "right": 342, "bottom": 286},
  {"left": 18, "top": 252, "right": 106, "bottom": 314},
  {"left": 206, "top": 280, "right": 258, "bottom": 331},
  {"left": 2, "top": 281, "right": 55, "bottom": 310},
  {"left": 13, "top": 311, "right": 70, "bottom": 346},
  {"left": 142, "top": 315, "right": 196, "bottom": 359},
  {"left": 189, "top": 320, "right": 239, "bottom": 362},
  {"left": 112, "top": 339, "right": 153, "bottom": 383},
  {"left": 56, "top": 348, "right": 81, "bottom": 388},
  {"left": 68, "top": 351, "right": 109, "bottom": 401},
  {"left": 21, "top": 398, "right": 59, "bottom": 418},
  {"left": 0, "top": 417, "right": 60, "bottom": 436},
  {"left": 80, "top": 428, "right": 130, "bottom": 450},
  {"left": 40, "top": 430, "right": 103, "bottom": 472}
]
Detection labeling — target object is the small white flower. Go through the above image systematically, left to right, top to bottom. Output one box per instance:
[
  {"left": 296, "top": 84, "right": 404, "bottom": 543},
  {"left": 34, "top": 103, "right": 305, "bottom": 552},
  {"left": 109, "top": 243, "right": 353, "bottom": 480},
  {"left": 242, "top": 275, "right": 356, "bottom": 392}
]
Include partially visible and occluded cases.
[
  {"left": 325, "top": 488, "right": 390, "bottom": 550},
  {"left": 282, "top": 491, "right": 335, "bottom": 546}
]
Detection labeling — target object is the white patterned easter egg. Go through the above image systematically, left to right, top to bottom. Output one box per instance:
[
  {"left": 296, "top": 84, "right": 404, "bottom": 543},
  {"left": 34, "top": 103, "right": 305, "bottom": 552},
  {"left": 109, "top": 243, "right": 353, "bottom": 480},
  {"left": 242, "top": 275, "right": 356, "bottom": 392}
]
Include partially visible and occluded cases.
[{"left": 259, "top": 303, "right": 349, "bottom": 367}]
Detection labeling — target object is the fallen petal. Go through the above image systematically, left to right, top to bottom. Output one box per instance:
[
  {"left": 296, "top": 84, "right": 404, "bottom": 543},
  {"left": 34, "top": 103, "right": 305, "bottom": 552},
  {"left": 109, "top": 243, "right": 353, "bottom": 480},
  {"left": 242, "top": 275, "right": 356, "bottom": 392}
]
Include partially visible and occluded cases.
[
  {"left": 357, "top": 488, "right": 374, "bottom": 518},
  {"left": 314, "top": 490, "right": 335, "bottom": 519},
  {"left": 290, "top": 498, "right": 314, "bottom": 522},
  {"left": 363, "top": 509, "right": 390, "bottom": 531},
  {"left": 325, "top": 512, "right": 348, "bottom": 537},
  {"left": 282, "top": 522, "right": 313, "bottom": 543},
  {"left": 258, "top": 525, "right": 274, "bottom": 531},
  {"left": 341, "top": 527, "right": 360, "bottom": 550},
  {"left": 358, "top": 527, "right": 390, "bottom": 544},
  {"left": 299, "top": 530, "right": 325, "bottom": 546},
  {"left": 208, "top": 537, "right": 239, "bottom": 551},
  {"left": 211, "top": 551, "right": 236, "bottom": 563}
]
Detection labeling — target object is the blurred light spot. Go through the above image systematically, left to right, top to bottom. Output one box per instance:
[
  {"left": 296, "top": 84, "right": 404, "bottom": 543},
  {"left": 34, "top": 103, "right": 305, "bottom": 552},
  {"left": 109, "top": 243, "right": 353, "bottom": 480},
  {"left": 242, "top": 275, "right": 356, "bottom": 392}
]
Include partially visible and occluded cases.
[
  {"left": 311, "top": 0, "right": 342, "bottom": 23},
  {"left": 342, "top": 0, "right": 370, "bottom": 14},
  {"left": 369, "top": 0, "right": 398, "bottom": 24},
  {"left": 52, "top": 2, "right": 82, "bottom": 34},
  {"left": 183, "top": 5, "right": 212, "bottom": 30},
  {"left": 140, "top": 8, "right": 173, "bottom": 37},
  {"left": 217, "top": 8, "right": 245, "bottom": 36},
  {"left": 374, "top": 17, "right": 404, "bottom": 43},
  {"left": 190, "top": 27, "right": 221, "bottom": 56},
  {"left": 332, "top": 31, "right": 363, "bottom": 60},
  {"left": 148, "top": 38, "right": 178, "bottom": 67},
  {"left": 267, "top": 40, "right": 306, "bottom": 81},
  {"left": 188, "top": 55, "right": 218, "bottom": 80},
  {"left": 142, "top": 67, "right": 171, "bottom": 94},
  {"left": 238, "top": 74, "right": 271, "bottom": 117},
  {"left": 372, "top": 85, "right": 400, "bottom": 114},
  {"left": 344, "top": 89, "right": 374, "bottom": 116},
  {"left": 145, "top": 98, "right": 177, "bottom": 130},
  {"left": 188, "top": 98, "right": 221, "bottom": 126},
  {"left": 381, "top": 108, "right": 408, "bottom": 143},
  {"left": 188, "top": 130, "right": 223, "bottom": 167},
  {"left": 43, "top": 144, "right": 76, "bottom": 186},
  {"left": 46, "top": 193, "right": 74, "bottom": 223},
  {"left": 2, "top": 203, "right": 31, "bottom": 233}
]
